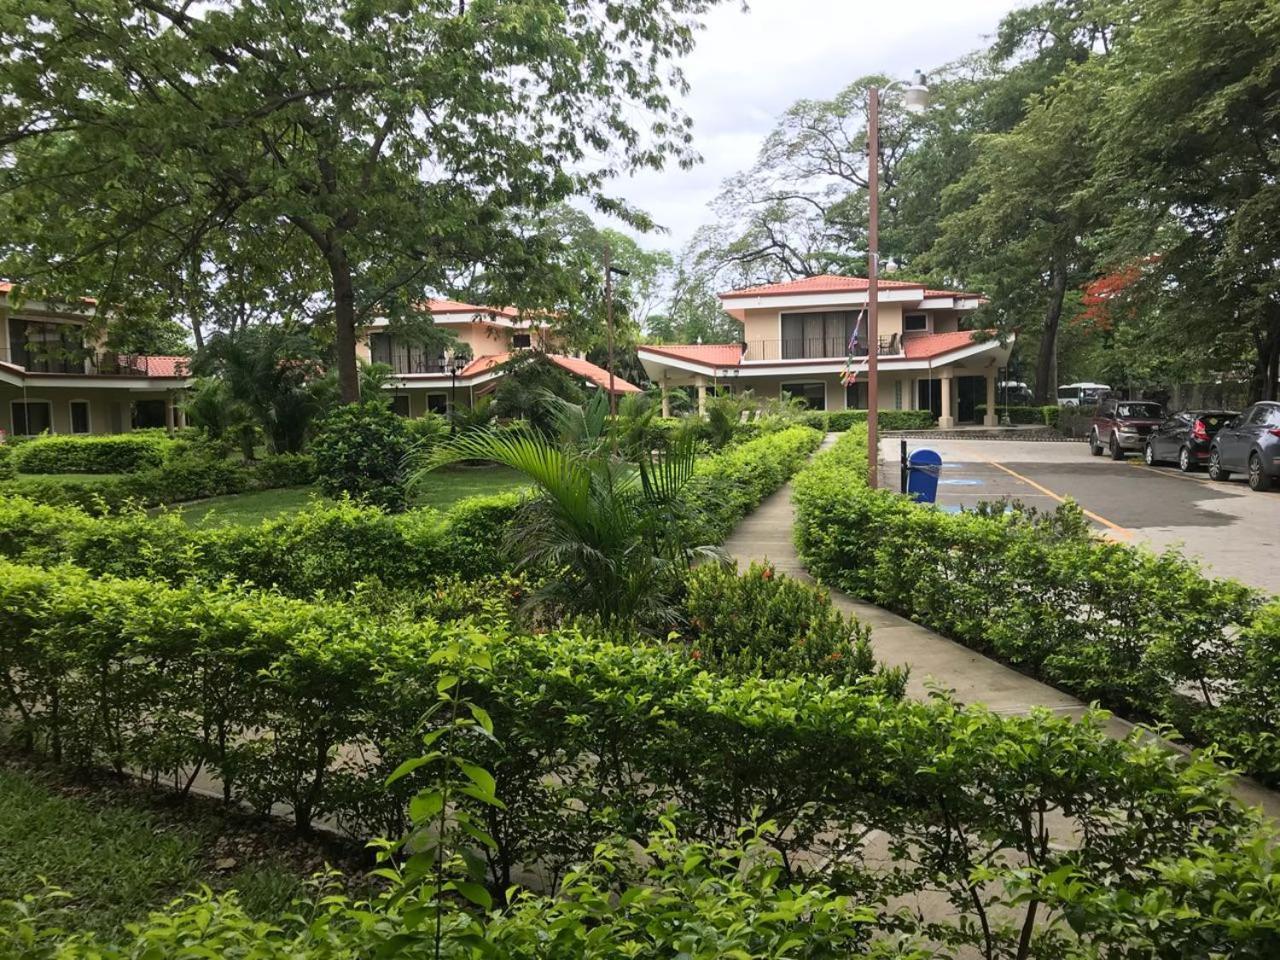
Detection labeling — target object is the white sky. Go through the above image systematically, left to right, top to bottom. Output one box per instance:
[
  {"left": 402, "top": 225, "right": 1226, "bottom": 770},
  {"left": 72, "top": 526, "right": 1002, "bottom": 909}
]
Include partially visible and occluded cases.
[{"left": 611, "top": 0, "right": 1025, "bottom": 254}]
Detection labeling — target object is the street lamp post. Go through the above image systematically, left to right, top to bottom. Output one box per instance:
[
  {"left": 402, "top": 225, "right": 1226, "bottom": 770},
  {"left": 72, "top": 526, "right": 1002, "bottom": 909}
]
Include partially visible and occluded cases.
[{"left": 866, "top": 71, "right": 929, "bottom": 489}]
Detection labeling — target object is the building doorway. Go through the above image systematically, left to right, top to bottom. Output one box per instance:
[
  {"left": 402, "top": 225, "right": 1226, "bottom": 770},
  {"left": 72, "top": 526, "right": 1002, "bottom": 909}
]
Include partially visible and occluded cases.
[
  {"left": 957, "top": 376, "right": 986, "bottom": 423},
  {"left": 917, "top": 379, "right": 942, "bottom": 419}
]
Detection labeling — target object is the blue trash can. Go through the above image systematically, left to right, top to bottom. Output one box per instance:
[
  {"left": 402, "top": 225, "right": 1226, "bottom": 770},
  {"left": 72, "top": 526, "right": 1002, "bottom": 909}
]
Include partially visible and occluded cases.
[{"left": 906, "top": 449, "right": 943, "bottom": 503}]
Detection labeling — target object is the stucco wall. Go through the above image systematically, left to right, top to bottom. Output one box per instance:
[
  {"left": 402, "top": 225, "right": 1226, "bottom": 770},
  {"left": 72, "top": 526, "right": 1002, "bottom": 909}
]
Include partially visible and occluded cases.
[{"left": 1, "top": 385, "right": 179, "bottom": 436}]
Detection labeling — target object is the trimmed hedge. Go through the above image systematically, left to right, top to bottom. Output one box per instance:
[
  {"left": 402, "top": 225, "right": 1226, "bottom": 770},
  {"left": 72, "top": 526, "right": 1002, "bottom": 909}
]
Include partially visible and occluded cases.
[
  {"left": 974, "top": 403, "right": 1060, "bottom": 427},
  {"left": 801, "top": 409, "right": 937, "bottom": 432},
  {"left": 0, "top": 427, "right": 820, "bottom": 596},
  {"left": 792, "top": 428, "right": 1280, "bottom": 783},
  {"left": 11, "top": 433, "right": 177, "bottom": 474},
  {"left": 1, "top": 450, "right": 316, "bottom": 515},
  {"left": 0, "top": 557, "right": 1268, "bottom": 960}
]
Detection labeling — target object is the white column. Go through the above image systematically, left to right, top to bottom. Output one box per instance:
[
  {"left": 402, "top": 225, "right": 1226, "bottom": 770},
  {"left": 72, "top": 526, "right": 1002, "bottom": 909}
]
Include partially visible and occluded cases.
[
  {"left": 985, "top": 372, "right": 998, "bottom": 427},
  {"left": 939, "top": 374, "right": 955, "bottom": 428},
  {"left": 696, "top": 375, "right": 707, "bottom": 417},
  {"left": 660, "top": 377, "right": 671, "bottom": 418},
  {"left": 165, "top": 393, "right": 176, "bottom": 436}
]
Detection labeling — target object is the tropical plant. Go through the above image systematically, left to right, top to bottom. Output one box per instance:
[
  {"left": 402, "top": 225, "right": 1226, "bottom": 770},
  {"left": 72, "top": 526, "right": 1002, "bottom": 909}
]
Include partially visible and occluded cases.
[
  {"left": 193, "top": 325, "right": 333, "bottom": 454},
  {"left": 489, "top": 353, "right": 586, "bottom": 434},
  {"left": 181, "top": 377, "right": 258, "bottom": 460},
  {"left": 449, "top": 396, "right": 496, "bottom": 433},
  {"left": 419, "top": 425, "right": 717, "bottom": 627}
]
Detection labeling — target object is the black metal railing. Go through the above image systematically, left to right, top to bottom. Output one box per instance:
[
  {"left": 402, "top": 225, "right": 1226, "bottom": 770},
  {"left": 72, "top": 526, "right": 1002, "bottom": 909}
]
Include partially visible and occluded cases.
[
  {"left": 743, "top": 335, "right": 902, "bottom": 362},
  {"left": 1, "top": 347, "right": 184, "bottom": 377},
  {"left": 372, "top": 352, "right": 451, "bottom": 375}
]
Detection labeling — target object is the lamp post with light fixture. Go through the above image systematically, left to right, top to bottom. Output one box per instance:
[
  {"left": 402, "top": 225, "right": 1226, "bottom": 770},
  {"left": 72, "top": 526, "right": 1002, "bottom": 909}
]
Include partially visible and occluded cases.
[{"left": 866, "top": 71, "right": 929, "bottom": 489}]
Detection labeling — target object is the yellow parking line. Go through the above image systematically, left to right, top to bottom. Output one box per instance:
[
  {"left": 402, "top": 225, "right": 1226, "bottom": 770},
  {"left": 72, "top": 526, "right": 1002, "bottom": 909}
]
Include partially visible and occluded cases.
[{"left": 977, "top": 458, "right": 1134, "bottom": 539}]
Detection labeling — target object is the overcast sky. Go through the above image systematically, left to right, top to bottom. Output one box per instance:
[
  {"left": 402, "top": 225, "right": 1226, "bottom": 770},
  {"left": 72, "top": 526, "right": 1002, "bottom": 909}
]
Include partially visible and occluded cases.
[{"left": 612, "top": 0, "right": 1025, "bottom": 254}]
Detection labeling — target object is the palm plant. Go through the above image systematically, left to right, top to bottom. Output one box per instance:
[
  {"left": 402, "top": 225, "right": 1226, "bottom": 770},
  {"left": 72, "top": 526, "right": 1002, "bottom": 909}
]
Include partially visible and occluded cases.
[{"left": 416, "top": 423, "right": 716, "bottom": 628}]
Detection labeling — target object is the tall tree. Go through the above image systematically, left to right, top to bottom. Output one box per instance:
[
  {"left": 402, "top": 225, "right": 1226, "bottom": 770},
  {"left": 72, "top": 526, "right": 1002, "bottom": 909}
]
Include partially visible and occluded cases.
[
  {"left": 0, "top": 0, "right": 724, "bottom": 403},
  {"left": 1089, "top": 0, "right": 1280, "bottom": 399},
  {"left": 928, "top": 74, "right": 1106, "bottom": 402}
]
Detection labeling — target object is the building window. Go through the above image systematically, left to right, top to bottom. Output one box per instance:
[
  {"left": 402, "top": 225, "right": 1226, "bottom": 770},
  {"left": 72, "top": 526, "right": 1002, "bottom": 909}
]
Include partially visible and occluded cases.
[
  {"left": 779, "top": 311, "right": 860, "bottom": 359},
  {"left": 904, "top": 313, "right": 929, "bottom": 333},
  {"left": 512, "top": 332, "right": 532, "bottom": 349},
  {"left": 781, "top": 381, "right": 826, "bottom": 411},
  {"left": 845, "top": 381, "right": 868, "bottom": 410},
  {"left": 894, "top": 381, "right": 903, "bottom": 410},
  {"left": 426, "top": 393, "right": 449, "bottom": 414},
  {"left": 389, "top": 395, "right": 410, "bottom": 417},
  {"left": 11, "top": 400, "right": 53, "bottom": 436},
  {"left": 69, "top": 400, "right": 91, "bottom": 434}
]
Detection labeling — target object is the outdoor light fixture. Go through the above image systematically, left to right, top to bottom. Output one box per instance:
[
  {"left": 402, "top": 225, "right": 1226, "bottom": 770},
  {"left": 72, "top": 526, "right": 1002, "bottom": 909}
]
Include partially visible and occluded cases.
[{"left": 903, "top": 70, "right": 930, "bottom": 113}]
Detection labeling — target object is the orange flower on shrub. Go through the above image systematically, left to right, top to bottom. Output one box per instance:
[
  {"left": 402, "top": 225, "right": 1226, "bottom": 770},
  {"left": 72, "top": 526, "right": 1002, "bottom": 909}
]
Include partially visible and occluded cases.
[
  {"left": 761, "top": 565, "right": 774, "bottom": 581},
  {"left": 690, "top": 649, "right": 702, "bottom": 661}
]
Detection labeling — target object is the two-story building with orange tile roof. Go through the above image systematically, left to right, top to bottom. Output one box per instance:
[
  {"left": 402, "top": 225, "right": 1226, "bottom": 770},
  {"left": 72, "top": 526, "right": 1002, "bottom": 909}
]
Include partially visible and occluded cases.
[
  {"left": 636, "top": 275, "right": 1013, "bottom": 428},
  {"left": 1, "top": 283, "right": 193, "bottom": 437},
  {"left": 357, "top": 299, "right": 639, "bottom": 416}
]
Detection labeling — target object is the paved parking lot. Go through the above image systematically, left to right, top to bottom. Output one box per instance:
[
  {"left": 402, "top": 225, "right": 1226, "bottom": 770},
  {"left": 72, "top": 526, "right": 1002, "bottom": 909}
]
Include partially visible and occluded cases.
[{"left": 881, "top": 436, "right": 1280, "bottom": 596}]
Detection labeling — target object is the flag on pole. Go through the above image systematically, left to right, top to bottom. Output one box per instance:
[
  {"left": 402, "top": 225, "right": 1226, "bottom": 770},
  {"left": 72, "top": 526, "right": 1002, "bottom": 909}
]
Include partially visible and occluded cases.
[{"left": 841, "top": 308, "right": 870, "bottom": 386}]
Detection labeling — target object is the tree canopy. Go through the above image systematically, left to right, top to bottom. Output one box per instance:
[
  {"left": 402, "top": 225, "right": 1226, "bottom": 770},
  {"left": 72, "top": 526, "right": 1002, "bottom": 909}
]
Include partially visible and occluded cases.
[{"left": 0, "top": 0, "right": 726, "bottom": 401}]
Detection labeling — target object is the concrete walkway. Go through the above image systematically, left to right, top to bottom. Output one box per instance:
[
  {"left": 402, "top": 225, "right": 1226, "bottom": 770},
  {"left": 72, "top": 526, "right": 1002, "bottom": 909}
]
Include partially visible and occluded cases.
[{"left": 723, "top": 440, "right": 1280, "bottom": 819}]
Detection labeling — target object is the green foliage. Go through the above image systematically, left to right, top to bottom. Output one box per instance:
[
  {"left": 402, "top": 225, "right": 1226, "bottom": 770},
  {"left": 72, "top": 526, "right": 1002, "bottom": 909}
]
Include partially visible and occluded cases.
[
  {"left": 194, "top": 325, "right": 333, "bottom": 454},
  {"left": 490, "top": 352, "right": 587, "bottom": 434},
  {"left": 311, "top": 400, "right": 412, "bottom": 512},
  {"left": 974, "top": 403, "right": 1061, "bottom": 426},
  {"left": 801, "top": 410, "right": 938, "bottom": 432},
  {"left": 402, "top": 411, "right": 450, "bottom": 452},
  {"left": 792, "top": 428, "right": 1280, "bottom": 783},
  {"left": 11, "top": 434, "right": 175, "bottom": 474},
  {"left": 0, "top": 445, "right": 14, "bottom": 482},
  {"left": 1, "top": 448, "right": 315, "bottom": 515},
  {"left": 0, "top": 556, "right": 1274, "bottom": 957},
  {"left": 683, "top": 561, "right": 905, "bottom": 692},
  {"left": 0, "top": 765, "right": 310, "bottom": 940}
]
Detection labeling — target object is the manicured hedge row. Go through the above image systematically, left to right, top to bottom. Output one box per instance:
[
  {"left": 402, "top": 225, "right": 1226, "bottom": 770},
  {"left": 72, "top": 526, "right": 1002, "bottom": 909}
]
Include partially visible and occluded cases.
[
  {"left": 973, "top": 403, "right": 1060, "bottom": 426},
  {"left": 800, "top": 409, "right": 937, "bottom": 432},
  {"left": 0, "top": 427, "right": 820, "bottom": 596},
  {"left": 792, "top": 428, "right": 1280, "bottom": 783},
  {"left": 10, "top": 433, "right": 178, "bottom": 474},
  {"left": 1, "top": 449, "right": 316, "bottom": 515},
  {"left": 0, "top": 557, "right": 1268, "bottom": 959}
]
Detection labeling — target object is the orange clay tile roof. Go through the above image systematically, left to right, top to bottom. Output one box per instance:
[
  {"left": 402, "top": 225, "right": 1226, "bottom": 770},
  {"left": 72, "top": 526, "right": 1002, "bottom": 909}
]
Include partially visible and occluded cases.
[
  {"left": 721, "top": 275, "right": 926, "bottom": 298},
  {"left": 924, "top": 288, "right": 984, "bottom": 299},
  {"left": 420, "top": 299, "right": 521, "bottom": 319},
  {"left": 901, "top": 331, "right": 986, "bottom": 359},
  {"left": 638, "top": 343, "right": 744, "bottom": 366},
  {"left": 460, "top": 352, "right": 640, "bottom": 394},
  {"left": 135, "top": 355, "right": 191, "bottom": 377}
]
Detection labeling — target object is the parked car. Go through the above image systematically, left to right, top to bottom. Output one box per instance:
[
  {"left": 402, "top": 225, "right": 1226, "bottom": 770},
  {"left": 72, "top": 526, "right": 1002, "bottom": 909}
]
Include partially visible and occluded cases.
[
  {"left": 999, "top": 381, "right": 1035, "bottom": 406},
  {"left": 1058, "top": 382, "right": 1111, "bottom": 407},
  {"left": 1089, "top": 399, "right": 1165, "bottom": 460},
  {"left": 1208, "top": 400, "right": 1280, "bottom": 491},
  {"left": 1144, "top": 410, "right": 1237, "bottom": 472}
]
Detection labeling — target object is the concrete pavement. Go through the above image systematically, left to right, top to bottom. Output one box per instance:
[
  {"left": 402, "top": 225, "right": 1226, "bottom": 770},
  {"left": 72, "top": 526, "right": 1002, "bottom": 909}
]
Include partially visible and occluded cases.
[
  {"left": 883, "top": 436, "right": 1280, "bottom": 595},
  {"left": 722, "top": 440, "right": 1280, "bottom": 819}
]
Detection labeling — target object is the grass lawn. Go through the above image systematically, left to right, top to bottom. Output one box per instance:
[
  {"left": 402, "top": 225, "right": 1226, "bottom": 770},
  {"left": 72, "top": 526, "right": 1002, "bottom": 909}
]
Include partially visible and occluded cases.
[
  {"left": 172, "top": 465, "right": 529, "bottom": 526},
  {"left": 0, "top": 761, "right": 361, "bottom": 939}
]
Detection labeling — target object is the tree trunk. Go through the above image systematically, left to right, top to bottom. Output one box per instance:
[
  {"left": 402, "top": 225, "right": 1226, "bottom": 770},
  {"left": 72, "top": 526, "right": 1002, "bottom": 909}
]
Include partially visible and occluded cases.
[
  {"left": 328, "top": 248, "right": 361, "bottom": 404},
  {"left": 187, "top": 249, "right": 205, "bottom": 352},
  {"left": 1033, "top": 262, "right": 1069, "bottom": 404},
  {"left": 1262, "top": 306, "right": 1280, "bottom": 402}
]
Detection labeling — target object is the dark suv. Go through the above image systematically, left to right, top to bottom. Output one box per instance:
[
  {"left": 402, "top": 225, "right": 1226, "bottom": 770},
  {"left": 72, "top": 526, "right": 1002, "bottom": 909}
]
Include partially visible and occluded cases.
[
  {"left": 1089, "top": 399, "right": 1165, "bottom": 460},
  {"left": 1208, "top": 401, "right": 1280, "bottom": 491}
]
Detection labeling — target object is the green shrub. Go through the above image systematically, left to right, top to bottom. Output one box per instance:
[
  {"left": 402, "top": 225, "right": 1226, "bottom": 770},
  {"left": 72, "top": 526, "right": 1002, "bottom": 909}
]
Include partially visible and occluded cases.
[
  {"left": 311, "top": 401, "right": 411, "bottom": 511},
  {"left": 974, "top": 403, "right": 1060, "bottom": 426},
  {"left": 801, "top": 409, "right": 936, "bottom": 432},
  {"left": 401, "top": 410, "right": 450, "bottom": 451},
  {"left": 0, "top": 427, "right": 818, "bottom": 597},
  {"left": 791, "top": 428, "right": 1279, "bottom": 782},
  {"left": 11, "top": 433, "right": 176, "bottom": 474},
  {"left": 0, "top": 445, "right": 14, "bottom": 482},
  {"left": 250, "top": 452, "right": 316, "bottom": 489},
  {"left": 0, "top": 556, "right": 1272, "bottom": 959},
  {"left": 683, "top": 561, "right": 905, "bottom": 692}
]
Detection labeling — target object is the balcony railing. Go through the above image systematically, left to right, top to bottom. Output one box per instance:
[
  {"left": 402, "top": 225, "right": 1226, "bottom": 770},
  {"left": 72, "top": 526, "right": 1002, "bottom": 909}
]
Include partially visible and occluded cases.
[
  {"left": 743, "top": 335, "right": 902, "bottom": 362},
  {"left": 0, "top": 346, "right": 184, "bottom": 377},
  {"left": 370, "top": 351, "right": 453, "bottom": 375}
]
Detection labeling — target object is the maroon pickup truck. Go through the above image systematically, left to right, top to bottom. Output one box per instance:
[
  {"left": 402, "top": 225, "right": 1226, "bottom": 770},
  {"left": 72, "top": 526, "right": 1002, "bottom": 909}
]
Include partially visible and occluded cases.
[{"left": 1088, "top": 399, "right": 1166, "bottom": 460}]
